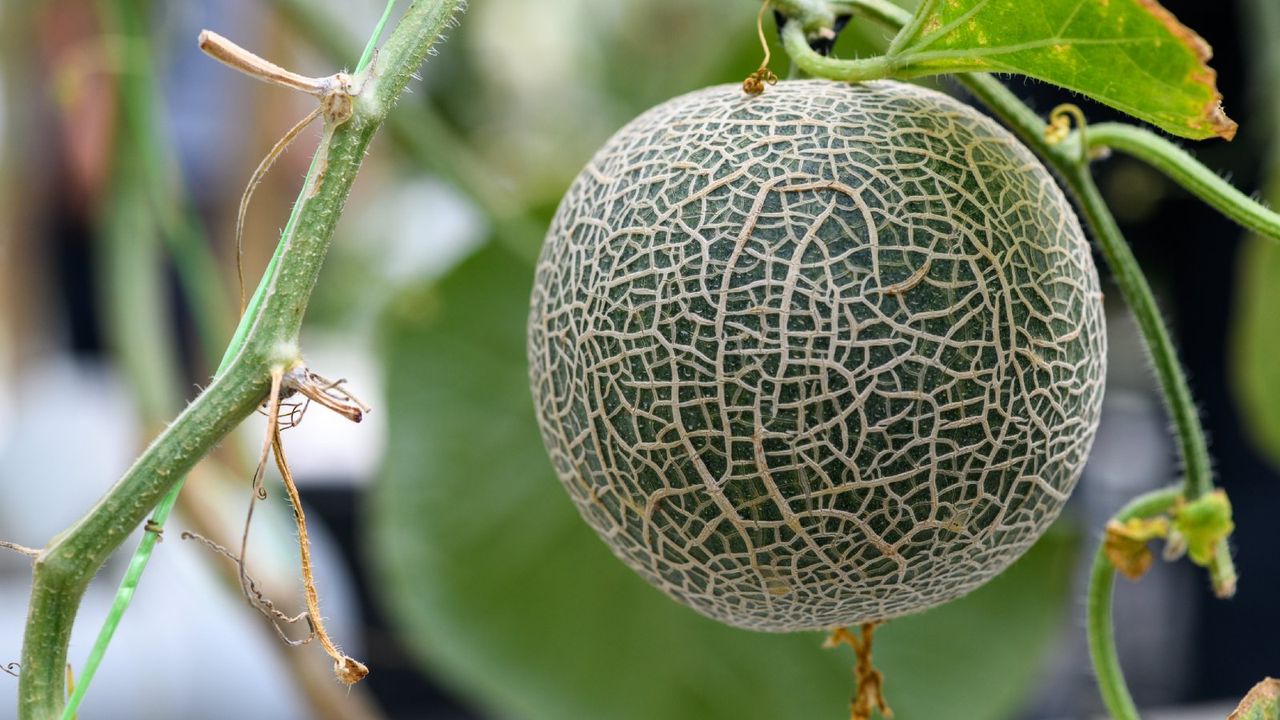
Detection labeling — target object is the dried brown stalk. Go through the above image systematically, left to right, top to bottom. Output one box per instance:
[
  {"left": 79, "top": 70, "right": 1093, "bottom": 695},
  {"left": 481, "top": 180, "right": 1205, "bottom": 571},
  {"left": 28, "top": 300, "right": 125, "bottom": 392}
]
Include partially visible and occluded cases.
[
  {"left": 270, "top": 423, "right": 368, "bottom": 684},
  {"left": 826, "top": 623, "right": 893, "bottom": 720}
]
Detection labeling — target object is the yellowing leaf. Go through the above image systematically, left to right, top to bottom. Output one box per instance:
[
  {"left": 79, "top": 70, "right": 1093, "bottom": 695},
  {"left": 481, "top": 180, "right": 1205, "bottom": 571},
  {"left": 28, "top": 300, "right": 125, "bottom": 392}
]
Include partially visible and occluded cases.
[
  {"left": 886, "top": 0, "right": 1237, "bottom": 140},
  {"left": 1103, "top": 516, "right": 1169, "bottom": 580}
]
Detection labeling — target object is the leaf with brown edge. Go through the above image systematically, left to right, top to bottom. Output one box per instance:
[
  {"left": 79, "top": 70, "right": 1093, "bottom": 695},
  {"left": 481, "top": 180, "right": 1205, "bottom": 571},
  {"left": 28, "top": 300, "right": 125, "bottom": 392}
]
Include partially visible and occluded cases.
[
  {"left": 885, "top": 0, "right": 1237, "bottom": 140},
  {"left": 1229, "top": 678, "right": 1280, "bottom": 720}
]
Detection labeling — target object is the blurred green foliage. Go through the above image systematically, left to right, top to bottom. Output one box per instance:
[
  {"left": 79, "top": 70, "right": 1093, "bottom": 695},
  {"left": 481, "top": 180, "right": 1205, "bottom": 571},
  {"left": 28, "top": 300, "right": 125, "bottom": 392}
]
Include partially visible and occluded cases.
[
  {"left": 1230, "top": 0, "right": 1280, "bottom": 468},
  {"left": 1233, "top": 234, "right": 1280, "bottom": 466}
]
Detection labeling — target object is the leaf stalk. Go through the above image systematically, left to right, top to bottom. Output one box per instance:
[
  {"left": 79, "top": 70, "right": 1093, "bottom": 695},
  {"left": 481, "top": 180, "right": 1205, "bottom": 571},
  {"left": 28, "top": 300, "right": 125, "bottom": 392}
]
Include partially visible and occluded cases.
[{"left": 1087, "top": 122, "right": 1280, "bottom": 241}]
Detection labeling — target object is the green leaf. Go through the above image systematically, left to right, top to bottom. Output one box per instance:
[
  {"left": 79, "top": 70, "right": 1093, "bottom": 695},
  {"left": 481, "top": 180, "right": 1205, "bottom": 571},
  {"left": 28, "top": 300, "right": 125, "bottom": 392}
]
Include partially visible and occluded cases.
[
  {"left": 885, "top": 0, "right": 1236, "bottom": 140},
  {"left": 369, "top": 240, "right": 1078, "bottom": 720}
]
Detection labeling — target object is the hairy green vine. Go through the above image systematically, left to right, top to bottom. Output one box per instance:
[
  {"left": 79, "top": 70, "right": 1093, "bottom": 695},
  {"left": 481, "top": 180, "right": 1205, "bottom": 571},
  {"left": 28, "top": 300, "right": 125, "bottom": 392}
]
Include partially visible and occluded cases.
[
  {"left": 16, "top": 2, "right": 462, "bottom": 718},
  {"left": 1086, "top": 122, "right": 1280, "bottom": 240},
  {"left": 1085, "top": 488, "right": 1183, "bottom": 720}
]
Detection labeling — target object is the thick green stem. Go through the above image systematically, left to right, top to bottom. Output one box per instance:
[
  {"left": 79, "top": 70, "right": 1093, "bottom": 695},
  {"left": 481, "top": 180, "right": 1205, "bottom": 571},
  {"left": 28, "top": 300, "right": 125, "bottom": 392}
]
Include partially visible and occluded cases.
[
  {"left": 269, "top": 0, "right": 499, "bottom": 212},
  {"left": 780, "top": 0, "right": 1063, "bottom": 86},
  {"left": 68, "top": 1, "right": 404, "bottom": 707},
  {"left": 17, "top": 2, "right": 462, "bottom": 717},
  {"left": 781, "top": 21, "right": 893, "bottom": 81},
  {"left": 1086, "top": 123, "right": 1280, "bottom": 241},
  {"left": 1070, "top": 169, "right": 1214, "bottom": 494},
  {"left": 19, "top": 368, "right": 269, "bottom": 720},
  {"left": 1086, "top": 557, "right": 1132, "bottom": 718}
]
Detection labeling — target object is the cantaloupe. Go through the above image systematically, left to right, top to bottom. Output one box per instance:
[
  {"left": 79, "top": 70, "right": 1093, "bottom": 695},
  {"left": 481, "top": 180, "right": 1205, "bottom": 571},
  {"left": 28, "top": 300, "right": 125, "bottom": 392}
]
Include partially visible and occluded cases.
[{"left": 528, "top": 80, "right": 1105, "bottom": 631}]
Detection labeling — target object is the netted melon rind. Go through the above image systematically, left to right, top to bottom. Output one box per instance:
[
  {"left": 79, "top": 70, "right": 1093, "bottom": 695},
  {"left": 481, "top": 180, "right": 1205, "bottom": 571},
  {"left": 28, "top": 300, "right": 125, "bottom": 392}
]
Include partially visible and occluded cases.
[{"left": 528, "top": 80, "right": 1105, "bottom": 632}]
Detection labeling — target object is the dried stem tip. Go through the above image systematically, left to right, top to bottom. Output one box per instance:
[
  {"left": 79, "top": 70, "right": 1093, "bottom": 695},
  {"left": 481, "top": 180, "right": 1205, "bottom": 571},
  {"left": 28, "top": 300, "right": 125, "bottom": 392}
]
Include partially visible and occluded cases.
[
  {"left": 197, "top": 29, "right": 353, "bottom": 125},
  {"left": 198, "top": 29, "right": 331, "bottom": 96},
  {"left": 334, "top": 656, "right": 370, "bottom": 685}
]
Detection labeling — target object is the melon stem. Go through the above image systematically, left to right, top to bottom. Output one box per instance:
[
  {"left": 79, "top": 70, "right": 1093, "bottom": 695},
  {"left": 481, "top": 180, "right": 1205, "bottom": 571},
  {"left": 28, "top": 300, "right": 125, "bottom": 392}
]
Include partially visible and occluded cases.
[{"left": 825, "top": 624, "right": 892, "bottom": 720}]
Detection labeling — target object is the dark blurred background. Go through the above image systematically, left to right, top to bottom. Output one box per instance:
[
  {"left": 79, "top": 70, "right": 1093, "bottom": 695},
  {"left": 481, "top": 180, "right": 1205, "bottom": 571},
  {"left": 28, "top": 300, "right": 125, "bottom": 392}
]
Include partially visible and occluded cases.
[{"left": 0, "top": 1, "right": 1276, "bottom": 718}]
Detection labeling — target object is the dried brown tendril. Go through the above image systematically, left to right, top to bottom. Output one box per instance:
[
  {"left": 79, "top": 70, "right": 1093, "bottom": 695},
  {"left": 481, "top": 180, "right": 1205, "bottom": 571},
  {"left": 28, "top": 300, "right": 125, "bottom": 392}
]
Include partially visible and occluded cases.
[
  {"left": 743, "top": 1, "right": 778, "bottom": 95},
  {"left": 222, "top": 363, "right": 370, "bottom": 682},
  {"left": 180, "top": 531, "right": 314, "bottom": 646}
]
